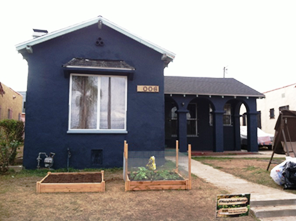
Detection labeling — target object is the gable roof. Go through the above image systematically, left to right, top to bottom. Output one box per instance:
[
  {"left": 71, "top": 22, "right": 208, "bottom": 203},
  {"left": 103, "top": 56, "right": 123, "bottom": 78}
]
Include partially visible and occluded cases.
[
  {"left": 15, "top": 16, "right": 175, "bottom": 63},
  {"left": 164, "top": 76, "right": 265, "bottom": 98}
]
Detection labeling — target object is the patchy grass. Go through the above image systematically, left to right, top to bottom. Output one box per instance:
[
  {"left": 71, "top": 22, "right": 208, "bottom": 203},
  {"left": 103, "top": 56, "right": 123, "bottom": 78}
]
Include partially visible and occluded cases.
[{"left": 193, "top": 156, "right": 296, "bottom": 194}]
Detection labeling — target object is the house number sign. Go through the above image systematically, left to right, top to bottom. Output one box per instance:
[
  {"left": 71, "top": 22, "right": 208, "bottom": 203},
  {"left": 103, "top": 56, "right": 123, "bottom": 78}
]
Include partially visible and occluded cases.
[{"left": 137, "top": 85, "right": 159, "bottom": 93}]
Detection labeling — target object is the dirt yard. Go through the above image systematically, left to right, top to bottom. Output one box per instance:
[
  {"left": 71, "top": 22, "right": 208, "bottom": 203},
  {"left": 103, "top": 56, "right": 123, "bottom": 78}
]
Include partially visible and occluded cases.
[{"left": 0, "top": 166, "right": 258, "bottom": 221}]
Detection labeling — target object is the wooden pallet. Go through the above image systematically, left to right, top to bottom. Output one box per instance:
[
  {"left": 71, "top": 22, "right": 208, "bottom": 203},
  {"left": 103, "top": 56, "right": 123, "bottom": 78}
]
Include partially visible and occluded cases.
[{"left": 36, "top": 171, "right": 105, "bottom": 193}]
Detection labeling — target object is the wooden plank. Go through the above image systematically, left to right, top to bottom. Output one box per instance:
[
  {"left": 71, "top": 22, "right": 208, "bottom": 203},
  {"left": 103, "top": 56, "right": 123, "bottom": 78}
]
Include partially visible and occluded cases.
[
  {"left": 124, "top": 140, "right": 127, "bottom": 159},
  {"left": 176, "top": 140, "right": 179, "bottom": 173},
  {"left": 125, "top": 143, "right": 129, "bottom": 181},
  {"left": 188, "top": 144, "right": 192, "bottom": 190},
  {"left": 101, "top": 170, "right": 104, "bottom": 182},
  {"left": 125, "top": 171, "right": 130, "bottom": 191},
  {"left": 47, "top": 172, "right": 101, "bottom": 175},
  {"left": 126, "top": 178, "right": 188, "bottom": 191},
  {"left": 125, "top": 180, "right": 130, "bottom": 191},
  {"left": 129, "top": 180, "right": 187, "bottom": 186},
  {"left": 36, "top": 181, "right": 41, "bottom": 193},
  {"left": 101, "top": 181, "right": 105, "bottom": 192},
  {"left": 39, "top": 183, "right": 104, "bottom": 193},
  {"left": 40, "top": 183, "right": 103, "bottom": 188},
  {"left": 129, "top": 185, "right": 186, "bottom": 191},
  {"left": 129, "top": 185, "right": 186, "bottom": 190},
  {"left": 40, "top": 186, "right": 104, "bottom": 192},
  {"left": 40, "top": 188, "right": 103, "bottom": 193}
]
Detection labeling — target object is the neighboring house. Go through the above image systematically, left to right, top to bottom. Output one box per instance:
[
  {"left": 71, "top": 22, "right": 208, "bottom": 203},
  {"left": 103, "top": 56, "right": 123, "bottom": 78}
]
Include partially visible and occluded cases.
[
  {"left": 16, "top": 16, "right": 263, "bottom": 169},
  {"left": 0, "top": 82, "right": 23, "bottom": 121},
  {"left": 257, "top": 83, "right": 296, "bottom": 134},
  {"left": 17, "top": 91, "right": 26, "bottom": 122}
]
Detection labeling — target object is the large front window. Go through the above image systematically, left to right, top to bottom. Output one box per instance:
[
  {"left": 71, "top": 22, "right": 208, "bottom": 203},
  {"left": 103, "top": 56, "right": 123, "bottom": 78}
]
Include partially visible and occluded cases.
[{"left": 69, "top": 74, "right": 127, "bottom": 132}]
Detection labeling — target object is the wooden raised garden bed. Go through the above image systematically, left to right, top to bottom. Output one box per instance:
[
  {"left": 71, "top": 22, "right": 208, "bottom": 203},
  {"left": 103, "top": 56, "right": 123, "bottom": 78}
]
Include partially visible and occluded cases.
[
  {"left": 123, "top": 140, "right": 191, "bottom": 191},
  {"left": 36, "top": 171, "right": 105, "bottom": 193},
  {"left": 125, "top": 174, "right": 190, "bottom": 191}
]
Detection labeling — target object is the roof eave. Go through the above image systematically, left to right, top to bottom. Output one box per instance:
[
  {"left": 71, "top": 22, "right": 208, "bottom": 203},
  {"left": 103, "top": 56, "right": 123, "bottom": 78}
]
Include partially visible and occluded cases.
[
  {"left": 15, "top": 16, "right": 175, "bottom": 62},
  {"left": 16, "top": 17, "right": 100, "bottom": 51},
  {"left": 101, "top": 17, "right": 175, "bottom": 61},
  {"left": 165, "top": 92, "right": 265, "bottom": 98}
]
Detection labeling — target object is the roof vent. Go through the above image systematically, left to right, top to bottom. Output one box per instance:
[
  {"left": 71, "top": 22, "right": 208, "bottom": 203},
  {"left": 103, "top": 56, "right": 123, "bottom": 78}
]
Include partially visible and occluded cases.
[{"left": 32, "top": 29, "right": 48, "bottom": 38}]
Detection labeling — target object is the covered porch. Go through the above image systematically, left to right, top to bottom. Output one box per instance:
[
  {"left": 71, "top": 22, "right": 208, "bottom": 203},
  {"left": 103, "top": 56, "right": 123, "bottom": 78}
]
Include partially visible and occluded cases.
[{"left": 164, "top": 76, "right": 264, "bottom": 152}]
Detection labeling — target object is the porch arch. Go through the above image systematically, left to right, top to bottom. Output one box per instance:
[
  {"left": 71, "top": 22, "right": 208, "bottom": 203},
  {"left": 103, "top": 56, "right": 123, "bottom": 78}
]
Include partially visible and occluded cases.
[{"left": 164, "top": 95, "right": 259, "bottom": 153}]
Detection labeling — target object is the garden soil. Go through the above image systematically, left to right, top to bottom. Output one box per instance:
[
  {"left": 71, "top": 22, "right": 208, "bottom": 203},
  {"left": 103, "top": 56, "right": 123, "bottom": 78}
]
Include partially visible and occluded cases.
[
  {"left": 0, "top": 163, "right": 261, "bottom": 221},
  {"left": 42, "top": 173, "right": 102, "bottom": 183}
]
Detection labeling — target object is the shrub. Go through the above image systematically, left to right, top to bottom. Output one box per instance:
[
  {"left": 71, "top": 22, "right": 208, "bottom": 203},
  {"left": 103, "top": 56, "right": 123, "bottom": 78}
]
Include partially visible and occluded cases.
[{"left": 0, "top": 119, "right": 24, "bottom": 173}]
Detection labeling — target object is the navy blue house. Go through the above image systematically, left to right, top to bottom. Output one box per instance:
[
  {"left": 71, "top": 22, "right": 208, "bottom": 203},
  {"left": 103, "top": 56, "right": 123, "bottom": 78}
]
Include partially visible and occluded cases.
[{"left": 16, "top": 16, "right": 264, "bottom": 169}]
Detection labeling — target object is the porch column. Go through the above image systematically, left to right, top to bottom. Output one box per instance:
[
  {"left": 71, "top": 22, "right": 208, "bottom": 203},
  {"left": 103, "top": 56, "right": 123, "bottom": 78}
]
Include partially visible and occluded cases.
[
  {"left": 177, "top": 109, "right": 188, "bottom": 152},
  {"left": 213, "top": 110, "right": 224, "bottom": 152},
  {"left": 247, "top": 111, "right": 258, "bottom": 152},
  {"left": 233, "top": 114, "right": 241, "bottom": 151}
]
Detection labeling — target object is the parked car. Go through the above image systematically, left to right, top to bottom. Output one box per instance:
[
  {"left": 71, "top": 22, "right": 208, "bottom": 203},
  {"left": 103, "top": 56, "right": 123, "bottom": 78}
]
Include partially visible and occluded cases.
[{"left": 240, "top": 126, "right": 274, "bottom": 149}]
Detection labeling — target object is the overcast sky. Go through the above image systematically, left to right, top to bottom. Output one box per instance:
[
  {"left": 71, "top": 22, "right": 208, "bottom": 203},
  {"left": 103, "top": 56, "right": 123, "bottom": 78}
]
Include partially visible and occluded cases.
[{"left": 1, "top": 0, "right": 295, "bottom": 93}]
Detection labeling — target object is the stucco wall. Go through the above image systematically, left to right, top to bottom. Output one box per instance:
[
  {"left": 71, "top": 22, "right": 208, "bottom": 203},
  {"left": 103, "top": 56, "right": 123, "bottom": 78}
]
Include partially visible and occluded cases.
[
  {"left": 20, "top": 23, "right": 166, "bottom": 169},
  {"left": 0, "top": 83, "right": 23, "bottom": 121},
  {"left": 257, "top": 84, "right": 296, "bottom": 134}
]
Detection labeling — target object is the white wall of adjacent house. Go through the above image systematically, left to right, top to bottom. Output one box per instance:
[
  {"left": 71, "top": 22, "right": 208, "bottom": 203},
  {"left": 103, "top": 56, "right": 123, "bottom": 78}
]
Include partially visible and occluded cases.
[{"left": 257, "top": 83, "right": 296, "bottom": 134}]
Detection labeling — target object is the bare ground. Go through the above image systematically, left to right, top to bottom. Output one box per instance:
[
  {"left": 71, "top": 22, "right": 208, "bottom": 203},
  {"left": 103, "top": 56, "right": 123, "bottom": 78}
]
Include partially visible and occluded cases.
[{"left": 0, "top": 167, "right": 257, "bottom": 221}]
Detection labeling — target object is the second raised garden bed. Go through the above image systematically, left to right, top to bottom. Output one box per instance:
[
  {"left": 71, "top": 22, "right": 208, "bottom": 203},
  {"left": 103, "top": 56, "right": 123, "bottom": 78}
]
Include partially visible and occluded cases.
[
  {"left": 123, "top": 141, "right": 191, "bottom": 191},
  {"left": 36, "top": 171, "right": 105, "bottom": 193}
]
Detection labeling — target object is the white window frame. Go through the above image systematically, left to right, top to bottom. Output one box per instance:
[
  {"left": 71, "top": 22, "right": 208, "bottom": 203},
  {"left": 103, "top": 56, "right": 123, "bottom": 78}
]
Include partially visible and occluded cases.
[
  {"left": 67, "top": 73, "right": 127, "bottom": 134},
  {"left": 171, "top": 103, "right": 198, "bottom": 137},
  {"left": 187, "top": 103, "right": 198, "bottom": 137},
  {"left": 209, "top": 103, "right": 232, "bottom": 126},
  {"left": 223, "top": 103, "right": 232, "bottom": 126}
]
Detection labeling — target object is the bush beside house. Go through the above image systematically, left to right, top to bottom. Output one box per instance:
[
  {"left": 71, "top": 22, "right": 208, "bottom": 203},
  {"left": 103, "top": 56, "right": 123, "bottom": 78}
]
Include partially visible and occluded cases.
[{"left": 0, "top": 119, "right": 24, "bottom": 173}]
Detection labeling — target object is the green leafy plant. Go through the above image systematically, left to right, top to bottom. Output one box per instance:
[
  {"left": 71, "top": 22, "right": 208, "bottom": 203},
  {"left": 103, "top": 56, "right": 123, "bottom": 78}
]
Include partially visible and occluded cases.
[
  {"left": 0, "top": 119, "right": 24, "bottom": 173},
  {"left": 129, "top": 167, "right": 183, "bottom": 181},
  {"left": 130, "top": 167, "right": 151, "bottom": 180}
]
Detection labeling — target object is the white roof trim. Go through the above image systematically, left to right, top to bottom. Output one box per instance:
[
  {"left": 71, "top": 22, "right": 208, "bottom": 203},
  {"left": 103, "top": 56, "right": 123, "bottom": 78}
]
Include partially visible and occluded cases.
[{"left": 15, "top": 16, "right": 175, "bottom": 61}]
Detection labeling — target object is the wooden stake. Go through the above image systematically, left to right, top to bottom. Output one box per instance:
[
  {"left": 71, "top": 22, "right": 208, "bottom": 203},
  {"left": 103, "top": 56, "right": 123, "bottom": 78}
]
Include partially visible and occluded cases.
[
  {"left": 124, "top": 140, "right": 127, "bottom": 159},
  {"left": 176, "top": 140, "right": 179, "bottom": 173},
  {"left": 124, "top": 141, "right": 129, "bottom": 183},
  {"left": 188, "top": 144, "right": 192, "bottom": 190},
  {"left": 101, "top": 170, "right": 104, "bottom": 182}
]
